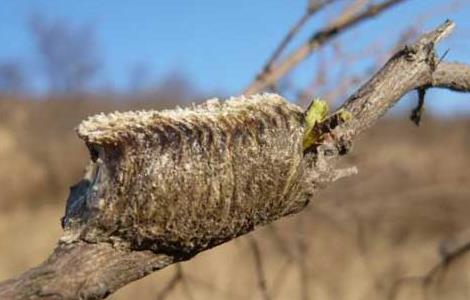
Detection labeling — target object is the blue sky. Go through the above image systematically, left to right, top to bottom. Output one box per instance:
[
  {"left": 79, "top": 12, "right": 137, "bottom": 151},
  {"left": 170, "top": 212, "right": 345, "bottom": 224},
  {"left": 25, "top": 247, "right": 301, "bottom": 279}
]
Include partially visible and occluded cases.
[{"left": 1, "top": 0, "right": 470, "bottom": 114}]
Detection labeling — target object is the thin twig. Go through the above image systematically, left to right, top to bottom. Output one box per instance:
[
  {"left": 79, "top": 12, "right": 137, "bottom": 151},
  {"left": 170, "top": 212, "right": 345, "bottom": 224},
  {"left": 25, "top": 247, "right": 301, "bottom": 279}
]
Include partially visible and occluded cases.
[
  {"left": 244, "top": 0, "right": 407, "bottom": 95},
  {"left": 261, "top": 0, "right": 338, "bottom": 75},
  {"left": 328, "top": 0, "right": 370, "bottom": 28},
  {"left": 410, "top": 87, "right": 426, "bottom": 126},
  {"left": 295, "top": 215, "right": 310, "bottom": 300},
  {"left": 266, "top": 224, "right": 294, "bottom": 259},
  {"left": 387, "top": 235, "right": 470, "bottom": 299},
  {"left": 247, "top": 236, "right": 271, "bottom": 300},
  {"left": 423, "top": 239, "right": 470, "bottom": 286},
  {"left": 269, "top": 259, "right": 294, "bottom": 300},
  {"left": 156, "top": 264, "right": 183, "bottom": 300},
  {"left": 180, "top": 274, "right": 195, "bottom": 300}
]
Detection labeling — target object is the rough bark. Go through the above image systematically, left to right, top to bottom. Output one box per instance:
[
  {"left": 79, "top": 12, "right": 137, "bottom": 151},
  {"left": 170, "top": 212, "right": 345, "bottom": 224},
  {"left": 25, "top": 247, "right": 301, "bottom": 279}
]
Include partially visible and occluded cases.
[
  {"left": 1, "top": 20, "right": 470, "bottom": 300},
  {"left": 337, "top": 20, "right": 458, "bottom": 137},
  {"left": 0, "top": 243, "right": 173, "bottom": 300}
]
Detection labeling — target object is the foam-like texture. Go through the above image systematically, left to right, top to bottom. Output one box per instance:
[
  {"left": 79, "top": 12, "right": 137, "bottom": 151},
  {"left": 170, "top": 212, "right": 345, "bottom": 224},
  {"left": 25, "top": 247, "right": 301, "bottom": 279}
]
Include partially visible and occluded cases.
[{"left": 63, "top": 94, "right": 314, "bottom": 254}]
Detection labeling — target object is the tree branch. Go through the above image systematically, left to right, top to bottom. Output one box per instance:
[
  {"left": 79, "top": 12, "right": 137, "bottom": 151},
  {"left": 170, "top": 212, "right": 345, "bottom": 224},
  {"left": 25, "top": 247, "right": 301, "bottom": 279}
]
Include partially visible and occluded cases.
[
  {"left": 244, "top": 0, "right": 407, "bottom": 95},
  {"left": 258, "top": 0, "right": 338, "bottom": 78},
  {"left": 1, "top": 20, "right": 470, "bottom": 300},
  {"left": 336, "top": 20, "right": 457, "bottom": 138},
  {"left": 433, "top": 62, "right": 470, "bottom": 92},
  {"left": 387, "top": 231, "right": 470, "bottom": 299},
  {"left": 247, "top": 236, "right": 271, "bottom": 300},
  {"left": 0, "top": 242, "right": 174, "bottom": 299},
  {"left": 155, "top": 265, "right": 184, "bottom": 300}
]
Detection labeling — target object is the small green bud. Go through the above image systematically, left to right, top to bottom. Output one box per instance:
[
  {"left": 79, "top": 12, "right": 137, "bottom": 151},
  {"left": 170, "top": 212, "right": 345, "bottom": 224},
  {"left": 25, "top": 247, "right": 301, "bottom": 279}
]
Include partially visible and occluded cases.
[{"left": 303, "top": 98, "right": 329, "bottom": 150}]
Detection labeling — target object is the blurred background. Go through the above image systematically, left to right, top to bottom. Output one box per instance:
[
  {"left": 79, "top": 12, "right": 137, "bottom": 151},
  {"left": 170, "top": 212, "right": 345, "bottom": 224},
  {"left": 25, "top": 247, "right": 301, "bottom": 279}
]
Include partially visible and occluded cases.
[{"left": 0, "top": 0, "right": 469, "bottom": 299}]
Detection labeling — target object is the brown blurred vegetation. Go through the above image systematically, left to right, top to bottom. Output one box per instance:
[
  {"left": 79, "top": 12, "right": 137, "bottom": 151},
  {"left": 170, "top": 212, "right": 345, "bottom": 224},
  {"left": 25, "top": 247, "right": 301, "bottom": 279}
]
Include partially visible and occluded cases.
[{"left": 0, "top": 95, "right": 469, "bottom": 299}]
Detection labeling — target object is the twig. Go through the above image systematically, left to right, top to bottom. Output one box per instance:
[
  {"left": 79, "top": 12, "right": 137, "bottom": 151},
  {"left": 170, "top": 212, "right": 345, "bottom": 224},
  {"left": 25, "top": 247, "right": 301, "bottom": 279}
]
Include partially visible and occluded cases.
[
  {"left": 244, "top": 0, "right": 407, "bottom": 95},
  {"left": 260, "top": 0, "right": 338, "bottom": 76},
  {"left": 328, "top": 0, "right": 369, "bottom": 28},
  {"left": 337, "top": 20, "right": 458, "bottom": 139},
  {"left": 304, "top": 21, "right": 421, "bottom": 104},
  {"left": 410, "top": 88, "right": 426, "bottom": 126},
  {"left": 295, "top": 215, "right": 310, "bottom": 300},
  {"left": 264, "top": 225, "right": 296, "bottom": 299},
  {"left": 266, "top": 225, "right": 294, "bottom": 259},
  {"left": 387, "top": 235, "right": 470, "bottom": 299},
  {"left": 247, "top": 236, "right": 271, "bottom": 300},
  {"left": 423, "top": 238, "right": 470, "bottom": 286},
  {"left": 269, "top": 259, "right": 294, "bottom": 300},
  {"left": 156, "top": 264, "right": 183, "bottom": 300},
  {"left": 179, "top": 269, "right": 195, "bottom": 300},
  {"left": 387, "top": 276, "right": 424, "bottom": 300}
]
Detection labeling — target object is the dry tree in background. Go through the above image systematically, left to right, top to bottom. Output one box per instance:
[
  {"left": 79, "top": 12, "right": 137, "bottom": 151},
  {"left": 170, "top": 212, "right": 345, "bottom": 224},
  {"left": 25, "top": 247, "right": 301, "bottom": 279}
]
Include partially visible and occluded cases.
[{"left": 1, "top": 0, "right": 470, "bottom": 299}]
